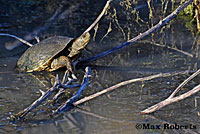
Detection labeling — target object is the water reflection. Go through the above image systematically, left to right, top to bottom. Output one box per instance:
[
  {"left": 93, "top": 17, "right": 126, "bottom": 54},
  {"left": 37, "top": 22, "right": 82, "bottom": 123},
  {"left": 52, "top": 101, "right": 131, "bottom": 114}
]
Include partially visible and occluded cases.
[
  {"left": 1, "top": 0, "right": 200, "bottom": 134},
  {"left": 16, "top": 112, "right": 86, "bottom": 134}
]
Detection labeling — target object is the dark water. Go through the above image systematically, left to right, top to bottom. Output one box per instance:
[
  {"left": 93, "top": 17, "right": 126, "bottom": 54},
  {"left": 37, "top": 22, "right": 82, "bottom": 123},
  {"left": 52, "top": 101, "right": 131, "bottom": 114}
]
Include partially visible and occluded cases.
[{"left": 1, "top": 0, "right": 200, "bottom": 134}]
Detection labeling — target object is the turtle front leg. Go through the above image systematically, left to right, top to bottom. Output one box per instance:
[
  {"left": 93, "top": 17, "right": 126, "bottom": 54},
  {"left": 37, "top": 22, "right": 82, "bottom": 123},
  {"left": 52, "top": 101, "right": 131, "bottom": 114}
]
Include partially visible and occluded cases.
[{"left": 50, "top": 56, "right": 74, "bottom": 74}]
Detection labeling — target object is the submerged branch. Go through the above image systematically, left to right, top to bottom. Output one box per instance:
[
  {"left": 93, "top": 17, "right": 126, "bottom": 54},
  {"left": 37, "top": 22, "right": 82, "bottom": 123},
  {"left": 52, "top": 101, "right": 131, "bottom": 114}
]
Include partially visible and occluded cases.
[
  {"left": 141, "top": 40, "right": 193, "bottom": 57},
  {"left": 53, "top": 67, "right": 91, "bottom": 114},
  {"left": 73, "top": 70, "right": 190, "bottom": 106},
  {"left": 13, "top": 72, "right": 78, "bottom": 120},
  {"left": 14, "top": 75, "right": 61, "bottom": 119}
]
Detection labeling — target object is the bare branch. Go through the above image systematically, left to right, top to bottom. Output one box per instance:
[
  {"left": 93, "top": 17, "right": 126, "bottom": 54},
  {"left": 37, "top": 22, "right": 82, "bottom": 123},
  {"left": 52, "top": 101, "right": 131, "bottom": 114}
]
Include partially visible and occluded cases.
[
  {"left": 83, "top": 0, "right": 112, "bottom": 34},
  {"left": 0, "top": 33, "right": 33, "bottom": 47},
  {"left": 140, "top": 69, "right": 200, "bottom": 114},
  {"left": 168, "top": 69, "right": 200, "bottom": 99},
  {"left": 73, "top": 70, "right": 190, "bottom": 106},
  {"left": 140, "top": 84, "right": 200, "bottom": 114}
]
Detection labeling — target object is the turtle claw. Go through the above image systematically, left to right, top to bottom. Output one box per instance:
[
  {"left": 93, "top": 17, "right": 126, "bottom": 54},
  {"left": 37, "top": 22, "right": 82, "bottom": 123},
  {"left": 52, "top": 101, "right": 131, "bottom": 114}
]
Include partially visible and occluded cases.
[
  {"left": 63, "top": 70, "right": 77, "bottom": 82},
  {"left": 72, "top": 73, "right": 77, "bottom": 80}
]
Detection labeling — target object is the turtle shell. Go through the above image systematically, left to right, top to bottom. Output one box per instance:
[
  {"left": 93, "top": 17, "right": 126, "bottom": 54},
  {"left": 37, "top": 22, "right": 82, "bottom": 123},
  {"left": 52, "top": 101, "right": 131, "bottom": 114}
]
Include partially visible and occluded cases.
[{"left": 17, "top": 36, "right": 73, "bottom": 72}]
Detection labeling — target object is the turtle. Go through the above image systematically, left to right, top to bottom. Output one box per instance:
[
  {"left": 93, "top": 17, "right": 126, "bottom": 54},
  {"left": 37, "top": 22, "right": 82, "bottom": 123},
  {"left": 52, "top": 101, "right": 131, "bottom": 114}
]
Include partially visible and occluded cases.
[
  {"left": 16, "top": 0, "right": 110, "bottom": 73},
  {"left": 16, "top": 32, "right": 90, "bottom": 74}
]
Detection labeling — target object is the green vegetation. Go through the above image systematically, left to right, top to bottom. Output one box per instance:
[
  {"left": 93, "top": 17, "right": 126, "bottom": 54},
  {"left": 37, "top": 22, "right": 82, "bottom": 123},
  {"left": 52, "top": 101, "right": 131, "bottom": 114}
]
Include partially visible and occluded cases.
[{"left": 177, "top": 4, "right": 196, "bottom": 30}]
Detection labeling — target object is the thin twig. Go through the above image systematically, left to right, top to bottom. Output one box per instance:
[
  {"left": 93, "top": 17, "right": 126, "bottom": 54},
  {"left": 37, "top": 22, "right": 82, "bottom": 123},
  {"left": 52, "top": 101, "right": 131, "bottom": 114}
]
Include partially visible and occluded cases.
[
  {"left": 83, "top": 0, "right": 112, "bottom": 34},
  {"left": 0, "top": 33, "right": 33, "bottom": 47}
]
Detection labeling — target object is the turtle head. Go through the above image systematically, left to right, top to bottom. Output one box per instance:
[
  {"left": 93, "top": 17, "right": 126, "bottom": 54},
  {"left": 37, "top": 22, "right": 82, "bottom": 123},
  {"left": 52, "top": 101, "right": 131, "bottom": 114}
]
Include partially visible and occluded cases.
[
  {"left": 68, "top": 32, "right": 90, "bottom": 57},
  {"left": 73, "top": 32, "right": 90, "bottom": 50}
]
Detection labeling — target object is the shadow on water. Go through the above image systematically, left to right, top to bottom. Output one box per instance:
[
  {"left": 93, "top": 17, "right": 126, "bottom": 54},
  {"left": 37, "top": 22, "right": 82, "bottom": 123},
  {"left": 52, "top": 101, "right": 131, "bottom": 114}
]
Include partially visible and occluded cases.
[{"left": 1, "top": 0, "right": 200, "bottom": 134}]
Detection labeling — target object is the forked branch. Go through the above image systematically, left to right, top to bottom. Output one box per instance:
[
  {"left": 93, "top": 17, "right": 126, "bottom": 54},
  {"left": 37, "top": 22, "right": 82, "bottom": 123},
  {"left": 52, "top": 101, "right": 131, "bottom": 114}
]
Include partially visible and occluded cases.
[{"left": 140, "top": 69, "right": 200, "bottom": 114}]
